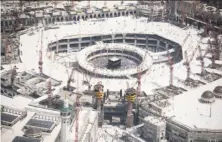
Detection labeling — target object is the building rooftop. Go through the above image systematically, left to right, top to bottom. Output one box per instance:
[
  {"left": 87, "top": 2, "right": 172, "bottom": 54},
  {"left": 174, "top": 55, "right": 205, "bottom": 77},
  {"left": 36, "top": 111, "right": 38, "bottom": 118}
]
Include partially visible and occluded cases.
[
  {"left": 163, "top": 78, "right": 222, "bottom": 130},
  {"left": 144, "top": 116, "right": 165, "bottom": 126}
]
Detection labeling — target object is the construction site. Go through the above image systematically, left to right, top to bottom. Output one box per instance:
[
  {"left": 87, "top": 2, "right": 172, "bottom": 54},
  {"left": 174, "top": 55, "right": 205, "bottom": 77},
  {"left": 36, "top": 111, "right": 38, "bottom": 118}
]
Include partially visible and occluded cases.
[{"left": 1, "top": 1, "right": 222, "bottom": 142}]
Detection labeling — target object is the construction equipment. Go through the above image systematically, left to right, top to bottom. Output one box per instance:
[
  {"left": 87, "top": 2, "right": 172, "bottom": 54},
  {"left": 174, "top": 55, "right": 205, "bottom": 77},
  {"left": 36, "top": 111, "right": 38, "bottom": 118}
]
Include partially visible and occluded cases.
[
  {"left": 38, "top": 29, "right": 43, "bottom": 74},
  {"left": 208, "top": 38, "right": 216, "bottom": 68},
  {"left": 197, "top": 45, "right": 205, "bottom": 76},
  {"left": 183, "top": 47, "right": 198, "bottom": 81},
  {"left": 167, "top": 49, "right": 173, "bottom": 86},
  {"left": 46, "top": 50, "right": 53, "bottom": 107},
  {"left": 10, "top": 66, "right": 17, "bottom": 87},
  {"left": 66, "top": 67, "right": 75, "bottom": 91},
  {"left": 136, "top": 67, "right": 141, "bottom": 97},
  {"left": 83, "top": 69, "right": 93, "bottom": 90},
  {"left": 75, "top": 75, "right": 81, "bottom": 142},
  {"left": 75, "top": 93, "right": 80, "bottom": 142}
]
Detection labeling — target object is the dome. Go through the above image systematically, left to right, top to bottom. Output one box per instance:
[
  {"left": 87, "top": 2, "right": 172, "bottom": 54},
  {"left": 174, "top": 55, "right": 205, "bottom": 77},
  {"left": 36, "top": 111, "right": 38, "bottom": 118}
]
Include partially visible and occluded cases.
[
  {"left": 209, "top": 37, "right": 216, "bottom": 45},
  {"left": 213, "top": 86, "right": 222, "bottom": 94},
  {"left": 213, "top": 86, "right": 222, "bottom": 98},
  {"left": 201, "top": 91, "right": 215, "bottom": 99},
  {"left": 25, "top": 127, "right": 42, "bottom": 138}
]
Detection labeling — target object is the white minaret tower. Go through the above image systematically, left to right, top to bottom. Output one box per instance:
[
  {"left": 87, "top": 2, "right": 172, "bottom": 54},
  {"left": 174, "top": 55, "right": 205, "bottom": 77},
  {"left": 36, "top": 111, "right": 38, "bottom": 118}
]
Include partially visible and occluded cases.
[{"left": 60, "top": 94, "right": 71, "bottom": 142}]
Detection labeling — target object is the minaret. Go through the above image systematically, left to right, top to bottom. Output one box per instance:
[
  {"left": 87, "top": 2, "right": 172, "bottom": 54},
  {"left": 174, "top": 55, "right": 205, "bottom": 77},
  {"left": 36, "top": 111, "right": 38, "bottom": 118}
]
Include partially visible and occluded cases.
[
  {"left": 94, "top": 82, "right": 104, "bottom": 127},
  {"left": 126, "top": 88, "right": 136, "bottom": 128},
  {"left": 60, "top": 94, "right": 71, "bottom": 142}
]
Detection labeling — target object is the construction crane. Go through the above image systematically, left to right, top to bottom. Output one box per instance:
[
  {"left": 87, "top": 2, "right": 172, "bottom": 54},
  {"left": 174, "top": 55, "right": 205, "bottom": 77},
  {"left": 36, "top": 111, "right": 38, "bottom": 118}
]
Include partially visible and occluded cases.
[
  {"left": 39, "top": 29, "right": 43, "bottom": 74},
  {"left": 213, "top": 30, "right": 221, "bottom": 60},
  {"left": 208, "top": 38, "right": 216, "bottom": 69},
  {"left": 197, "top": 45, "right": 205, "bottom": 76},
  {"left": 183, "top": 47, "right": 198, "bottom": 81},
  {"left": 167, "top": 48, "right": 173, "bottom": 86},
  {"left": 46, "top": 49, "right": 53, "bottom": 107},
  {"left": 66, "top": 67, "right": 75, "bottom": 91},
  {"left": 136, "top": 67, "right": 141, "bottom": 98},
  {"left": 83, "top": 69, "right": 93, "bottom": 90},
  {"left": 75, "top": 73, "right": 81, "bottom": 142},
  {"left": 75, "top": 93, "right": 80, "bottom": 142}
]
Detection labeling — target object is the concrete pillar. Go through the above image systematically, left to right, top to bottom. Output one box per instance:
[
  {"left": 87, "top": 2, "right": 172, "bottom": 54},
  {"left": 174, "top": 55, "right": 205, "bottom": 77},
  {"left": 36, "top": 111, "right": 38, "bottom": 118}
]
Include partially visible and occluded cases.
[
  {"left": 25, "top": 19, "right": 28, "bottom": 26},
  {"left": 112, "top": 34, "right": 115, "bottom": 43},
  {"left": 123, "top": 34, "right": 126, "bottom": 44},
  {"left": 134, "top": 36, "right": 137, "bottom": 46},
  {"left": 146, "top": 37, "right": 149, "bottom": 49},
  {"left": 78, "top": 38, "right": 81, "bottom": 51},
  {"left": 67, "top": 39, "right": 70, "bottom": 53},
  {"left": 157, "top": 40, "right": 160, "bottom": 52},
  {"left": 56, "top": 41, "right": 59, "bottom": 53},
  {"left": 166, "top": 43, "right": 169, "bottom": 50}
]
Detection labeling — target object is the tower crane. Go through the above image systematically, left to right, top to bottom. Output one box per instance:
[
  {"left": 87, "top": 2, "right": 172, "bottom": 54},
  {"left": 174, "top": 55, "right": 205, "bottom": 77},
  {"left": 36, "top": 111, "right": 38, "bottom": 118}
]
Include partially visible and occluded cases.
[
  {"left": 39, "top": 29, "right": 43, "bottom": 75},
  {"left": 208, "top": 39, "right": 216, "bottom": 69},
  {"left": 197, "top": 45, "right": 205, "bottom": 76},
  {"left": 183, "top": 47, "right": 198, "bottom": 81},
  {"left": 46, "top": 49, "right": 53, "bottom": 107},
  {"left": 167, "top": 49, "right": 173, "bottom": 86},
  {"left": 66, "top": 67, "right": 75, "bottom": 91},
  {"left": 75, "top": 73, "right": 80, "bottom": 142}
]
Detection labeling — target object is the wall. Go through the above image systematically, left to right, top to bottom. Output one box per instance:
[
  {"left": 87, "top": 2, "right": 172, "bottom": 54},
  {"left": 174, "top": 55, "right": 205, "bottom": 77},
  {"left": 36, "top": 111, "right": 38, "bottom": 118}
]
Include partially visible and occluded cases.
[{"left": 48, "top": 34, "right": 181, "bottom": 64}]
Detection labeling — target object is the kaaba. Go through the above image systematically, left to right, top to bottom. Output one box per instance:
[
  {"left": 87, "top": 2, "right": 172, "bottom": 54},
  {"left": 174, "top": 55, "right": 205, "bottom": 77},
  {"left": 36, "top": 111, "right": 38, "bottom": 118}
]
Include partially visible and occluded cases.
[{"left": 107, "top": 57, "right": 121, "bottom": 69}]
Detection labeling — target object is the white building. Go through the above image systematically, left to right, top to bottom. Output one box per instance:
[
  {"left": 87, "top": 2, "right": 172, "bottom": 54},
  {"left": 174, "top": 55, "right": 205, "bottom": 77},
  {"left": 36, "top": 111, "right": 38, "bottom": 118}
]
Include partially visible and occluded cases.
[{"left": 142, "top": 116, "right": 166, "bottom": 142}]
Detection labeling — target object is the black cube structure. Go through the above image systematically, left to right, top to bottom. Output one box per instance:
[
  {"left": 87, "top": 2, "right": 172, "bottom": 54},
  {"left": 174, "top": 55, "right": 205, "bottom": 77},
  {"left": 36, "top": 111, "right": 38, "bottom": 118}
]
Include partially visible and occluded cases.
[{"left": 107, "top": 57, "right": 121, "bottom": 69}]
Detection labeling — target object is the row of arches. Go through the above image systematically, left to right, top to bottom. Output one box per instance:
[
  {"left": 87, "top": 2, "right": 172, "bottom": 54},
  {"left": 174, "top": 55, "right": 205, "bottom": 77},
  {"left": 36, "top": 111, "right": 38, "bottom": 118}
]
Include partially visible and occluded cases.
[
  {"left": 2, "top": 10, "right": 136, "bottom": 29},
  {"left": 45, "top": 10, "right": 136, "bottom": 24}
]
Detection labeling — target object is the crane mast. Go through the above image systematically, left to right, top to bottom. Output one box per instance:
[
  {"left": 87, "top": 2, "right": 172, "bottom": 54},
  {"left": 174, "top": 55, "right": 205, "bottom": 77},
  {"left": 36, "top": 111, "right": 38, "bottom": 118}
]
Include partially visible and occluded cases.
[
  {"left": 39, "top": 29, "right": 43, "bottom": 74},
  {"left": 208, "top": 39, "right": 216, "bottom": 68},
  {"left": 197, "top": 45, "right": 205, "bottom": 76},
  {"left": 183, "top": 47, "right": 198, "bottom": 81},
  {"left": 167, "top": 49, "right": 173, "bottom": 86},
  {"left": 47, "top": 51, "right": 52, "bottom": 107},
  {"left": 75, "top": 67, "right": 80, "bottom": 142},
  {"left": 67, "top": 68, "right": 75, "bottom": 91},
  {"left": 75, "top": 93, "right": 80, "bottom": 142}
]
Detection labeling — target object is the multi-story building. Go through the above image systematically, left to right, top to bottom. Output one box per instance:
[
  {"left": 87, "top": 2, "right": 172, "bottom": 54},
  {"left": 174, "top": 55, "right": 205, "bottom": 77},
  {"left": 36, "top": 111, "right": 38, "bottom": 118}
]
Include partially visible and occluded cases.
[
  {"left": 173, "top": 0, "right": 222, "bottom": 30},
  {"left": 136, "top": 1, "right": 169, "bottom": 21},
  {"left": 142, "top": 116, "right": 166, "bottom": 142}
]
